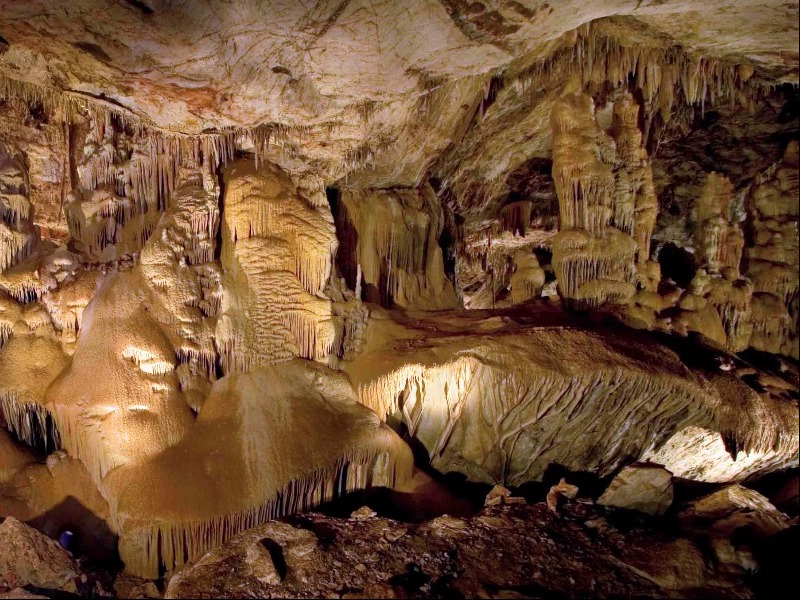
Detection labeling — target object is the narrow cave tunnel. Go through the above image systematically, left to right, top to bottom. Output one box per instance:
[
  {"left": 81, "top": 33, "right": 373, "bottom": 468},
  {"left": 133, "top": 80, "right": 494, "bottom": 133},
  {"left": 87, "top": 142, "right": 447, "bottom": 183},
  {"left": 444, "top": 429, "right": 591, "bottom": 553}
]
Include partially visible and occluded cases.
[{"left": 0, "top": 2, "right": 797, "bottom": 598}]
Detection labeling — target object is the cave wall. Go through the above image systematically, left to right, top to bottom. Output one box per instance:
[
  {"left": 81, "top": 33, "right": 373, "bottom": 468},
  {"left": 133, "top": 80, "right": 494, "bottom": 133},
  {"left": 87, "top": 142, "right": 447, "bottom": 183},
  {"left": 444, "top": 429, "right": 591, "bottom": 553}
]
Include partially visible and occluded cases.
[{"left": 0, "top": 4, "right": 797, "bottom": 579}]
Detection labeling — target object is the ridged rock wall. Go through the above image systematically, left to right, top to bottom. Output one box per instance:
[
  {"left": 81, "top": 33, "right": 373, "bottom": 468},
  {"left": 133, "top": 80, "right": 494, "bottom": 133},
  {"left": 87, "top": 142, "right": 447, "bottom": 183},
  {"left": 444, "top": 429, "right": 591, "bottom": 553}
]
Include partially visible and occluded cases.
[{"left": 344, "top": 309, "right": 798, "bottom": 486}]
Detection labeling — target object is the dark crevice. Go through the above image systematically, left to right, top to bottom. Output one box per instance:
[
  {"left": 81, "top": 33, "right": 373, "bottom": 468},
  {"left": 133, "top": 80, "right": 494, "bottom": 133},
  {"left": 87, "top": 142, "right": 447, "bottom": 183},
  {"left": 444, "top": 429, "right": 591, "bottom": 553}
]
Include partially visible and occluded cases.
[
  {"left": 122, "top": 0, "right": 154, "bottom": 15},
  {"left": 72, "top": 41, "right": 112, "bottom": 64},
  {"left": 271, "top": 65, "right": 292, "bottom": 76},
  {"left": 213, "top": 162, "right": 226, "bottom": 380},
  {"left": 327, "top": 186, "right": 361, "bottom": 295},
  {"left": 656, "top": 242, "right": 697, "bottom": 289},
  {"left": 0, "top": 404, "right": 61, "bottom": 456},
  {"left": 259, "top": 538, "right": 287, "bottom": 581}
]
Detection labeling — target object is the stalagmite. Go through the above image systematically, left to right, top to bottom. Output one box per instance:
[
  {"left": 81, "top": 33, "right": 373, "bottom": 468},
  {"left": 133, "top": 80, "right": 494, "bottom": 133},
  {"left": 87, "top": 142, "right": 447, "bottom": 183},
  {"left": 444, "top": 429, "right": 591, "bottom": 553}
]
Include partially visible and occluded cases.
[
  {"left": 550, "top": 94, "right": 641, "bottom": 309},
  {"left": 610, "top": 94, "right": 658, "bottom": 263},
  {"left": 744, "top": 141, "right": 799, "bottom": 358},
  {"left": 696, "top": 173, "right": 743, "bottom": 276},
  {"left": 46, "top": 177, "right": 223, "bottom": 482},
  {"left": 509, "top": 251, "right": 546, "bottom": 304},
  {"left": 103, "top": 360, "right": 412, "bottom": 577}
]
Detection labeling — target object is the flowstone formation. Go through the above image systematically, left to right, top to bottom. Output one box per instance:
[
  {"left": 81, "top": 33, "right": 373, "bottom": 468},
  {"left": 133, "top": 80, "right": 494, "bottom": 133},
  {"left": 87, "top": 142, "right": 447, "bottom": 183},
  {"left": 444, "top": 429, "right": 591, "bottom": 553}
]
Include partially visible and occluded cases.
[
  {"left": 0, "top": 1, "right": 798, "bottom": 591},
  {"left": 216, "top": 160, "right": 338, "bottom": 371},
  {"left": 343, "top": 308, "right": 798, "bottom": 487}
]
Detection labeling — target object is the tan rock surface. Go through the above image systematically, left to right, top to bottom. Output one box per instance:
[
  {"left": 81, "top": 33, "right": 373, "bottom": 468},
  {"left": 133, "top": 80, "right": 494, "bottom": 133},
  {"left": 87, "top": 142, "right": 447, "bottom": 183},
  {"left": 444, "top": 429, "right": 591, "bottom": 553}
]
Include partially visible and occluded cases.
[
  {"left": 0, "top": 1, "right": 797, "bottom": 589},
  {"left": 344, "top": 306, "right": 798, "bottom": 486},
  {"left": 597, "top": 463, "right": 674, "bottom": 516},
  {"left": 0, "top": 517, "right": 76, "bottom": 592}
]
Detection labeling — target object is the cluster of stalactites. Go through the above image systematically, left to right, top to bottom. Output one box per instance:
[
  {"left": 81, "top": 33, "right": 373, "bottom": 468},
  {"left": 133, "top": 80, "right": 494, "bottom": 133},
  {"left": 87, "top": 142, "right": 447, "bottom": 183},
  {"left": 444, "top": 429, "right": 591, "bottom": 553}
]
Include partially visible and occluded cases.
[
  {"left": 514, "top": 18, "right": 760, "bottom": 136},
  {"left": 573, "top": 20, "right": 756, "bottom": 117},
  {"left": 0, "top": 74, "right": 395, "bottom": 195},
  {"left": 64, "top": 110, "right": 235, "bottom": 263},
  {"left": 0, "top": 152, "right": 39, "bottom": 273},
  {"left": 337, "top": 186, "right": 456, "bottom": 310},
  {"left": 499, "top": 201, "right": 533, "bottom": 237},
  {"left": 0, "top": 393, "right": 61, "bottom": 454}
]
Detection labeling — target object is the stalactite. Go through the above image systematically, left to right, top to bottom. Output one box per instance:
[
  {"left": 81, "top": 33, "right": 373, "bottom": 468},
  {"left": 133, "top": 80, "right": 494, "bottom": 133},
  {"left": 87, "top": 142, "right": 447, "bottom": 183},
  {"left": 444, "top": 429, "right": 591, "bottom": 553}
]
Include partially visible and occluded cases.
[
  {"left": 499, "top": 201, "right": 533, "bottom": 237},
  {"left": 0, "top": 393, "right": 61, "bottom": 454},
  {"left": 117, "top": 448, "right": 407, "bottom": 577}
]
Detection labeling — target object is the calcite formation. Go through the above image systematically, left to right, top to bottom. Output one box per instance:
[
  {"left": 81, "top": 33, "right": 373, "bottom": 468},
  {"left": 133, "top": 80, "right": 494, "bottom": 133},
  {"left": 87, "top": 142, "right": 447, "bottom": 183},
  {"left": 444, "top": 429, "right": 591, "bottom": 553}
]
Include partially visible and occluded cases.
[
  {"left": 0, "top": 0, "right": 797, "bottom": 586},
  {"left": 745, "top": 141, "right": 800, "bottom": 358},
  {"left": 0, "top": 151, "right": 38, "bottom": 272},
  {"left": 216, "top": 160, "right": 337, "bottom": 371},
  {"left": 335, "top": 185, "right": 457, "bottom": 310},
  {"left": 344, "top": 308, "right": 798, "bottom": 486}
]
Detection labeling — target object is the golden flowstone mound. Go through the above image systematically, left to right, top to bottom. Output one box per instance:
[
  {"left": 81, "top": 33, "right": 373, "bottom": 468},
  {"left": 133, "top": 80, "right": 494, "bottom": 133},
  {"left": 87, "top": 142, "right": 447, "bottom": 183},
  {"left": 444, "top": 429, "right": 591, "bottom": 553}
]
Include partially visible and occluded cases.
[{"left": 102, "top": 360, "right": 411, "bottom": 577}]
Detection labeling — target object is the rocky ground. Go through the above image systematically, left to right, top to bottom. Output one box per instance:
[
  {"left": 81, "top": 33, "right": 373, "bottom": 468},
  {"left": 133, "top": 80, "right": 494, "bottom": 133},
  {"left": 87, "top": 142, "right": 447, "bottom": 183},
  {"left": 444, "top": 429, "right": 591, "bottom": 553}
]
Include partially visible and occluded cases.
[{"left": 0, "top": 467, "right": 796, "bottom": 599}]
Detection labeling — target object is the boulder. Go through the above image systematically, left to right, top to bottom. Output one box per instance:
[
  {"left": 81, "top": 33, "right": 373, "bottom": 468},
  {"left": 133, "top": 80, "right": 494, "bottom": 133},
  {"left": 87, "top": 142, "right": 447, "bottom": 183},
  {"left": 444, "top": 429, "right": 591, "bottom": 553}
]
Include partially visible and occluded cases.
[
  {"left": 598, "top": 463, "right": 673, "bottom": 515},
  {"left": 679, "top": 484, "right": 790, "bottom": 538},
  {"left": 679, "top": 484, "right": 792, "bottom": 574},
  {"left": 485, "top": 485, "right": 526, "bottom": 507},
  {"left": 350, "top": 506, "right": 377, "bottom": 520},
  {"left": 0, "top": 517, "right": 76, "bottom": 591},
  {"left": 165, "top": 521, "right": 317, "bottom": 598},
  {"left": 0, "top": 589, "right": 50, "bottom": 599}
]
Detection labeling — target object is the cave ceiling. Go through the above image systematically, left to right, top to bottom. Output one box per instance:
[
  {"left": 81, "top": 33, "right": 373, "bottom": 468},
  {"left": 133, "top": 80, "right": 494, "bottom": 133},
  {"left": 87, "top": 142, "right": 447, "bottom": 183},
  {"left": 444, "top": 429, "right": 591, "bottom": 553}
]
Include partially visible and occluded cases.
[{"left": 1, "top": 0, "right": 797, "bottom": 220}]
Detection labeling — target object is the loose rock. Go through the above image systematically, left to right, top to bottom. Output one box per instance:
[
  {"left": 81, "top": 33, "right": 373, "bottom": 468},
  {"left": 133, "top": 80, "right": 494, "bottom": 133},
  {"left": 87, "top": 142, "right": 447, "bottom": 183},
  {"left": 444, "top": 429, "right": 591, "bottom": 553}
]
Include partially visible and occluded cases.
[
  {"left": 597, "top": 463, "right": 674, "bottom": 516},
  {"left": 0, "top": 517, "right": 77, "bottom": 592}
]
